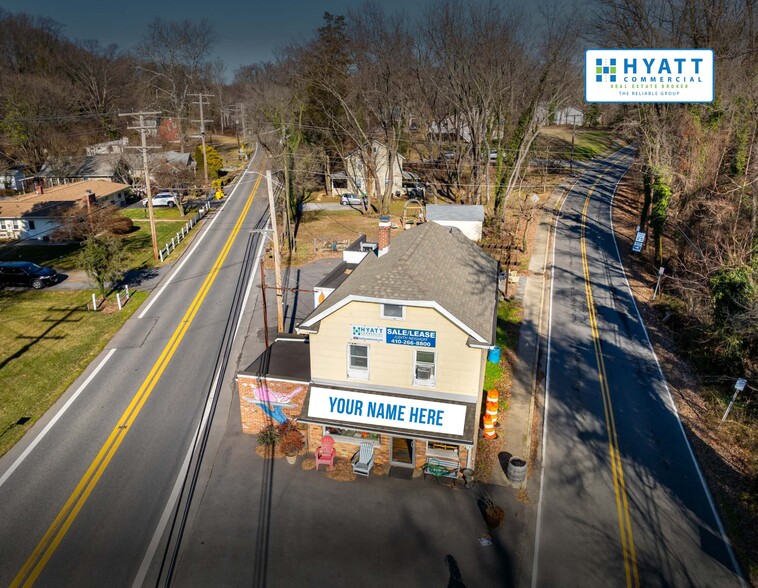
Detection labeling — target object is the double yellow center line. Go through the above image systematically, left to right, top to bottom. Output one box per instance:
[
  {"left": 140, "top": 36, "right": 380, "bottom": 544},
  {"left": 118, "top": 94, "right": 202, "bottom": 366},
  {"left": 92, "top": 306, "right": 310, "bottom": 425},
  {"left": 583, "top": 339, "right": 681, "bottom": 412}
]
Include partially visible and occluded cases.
[
  {"left": 580, "top": 166, "right": 640, "bottom": 588},
  {"left": 12, "top": 173, "right": 263, "bottom": 587}
]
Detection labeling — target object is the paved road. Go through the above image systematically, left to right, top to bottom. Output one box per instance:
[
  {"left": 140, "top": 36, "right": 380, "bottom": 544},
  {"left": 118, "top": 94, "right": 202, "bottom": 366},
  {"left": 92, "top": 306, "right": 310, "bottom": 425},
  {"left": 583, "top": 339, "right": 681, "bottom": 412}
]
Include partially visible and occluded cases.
[
  {"left": 534, "top": 147, "right": 743, "bottom": 587},
  {"left": 0, "top": 149, "right": 271, "bottom": 587},
  {"left": 301, "top": 201, "right": 367, "bottom": 212}
]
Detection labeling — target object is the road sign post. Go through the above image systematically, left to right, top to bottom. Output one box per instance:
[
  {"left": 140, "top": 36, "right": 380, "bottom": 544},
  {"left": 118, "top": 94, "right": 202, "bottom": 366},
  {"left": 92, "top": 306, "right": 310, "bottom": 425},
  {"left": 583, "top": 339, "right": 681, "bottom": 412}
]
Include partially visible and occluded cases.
[
  {"left": 632, "top": 231, "right": 646, "bottom": 253},
  {"left": 652, "top": 266, "right": 665, "bottom": 299},
  {"left": 721, "top": 378, "right": 748, "bottom": 423}
]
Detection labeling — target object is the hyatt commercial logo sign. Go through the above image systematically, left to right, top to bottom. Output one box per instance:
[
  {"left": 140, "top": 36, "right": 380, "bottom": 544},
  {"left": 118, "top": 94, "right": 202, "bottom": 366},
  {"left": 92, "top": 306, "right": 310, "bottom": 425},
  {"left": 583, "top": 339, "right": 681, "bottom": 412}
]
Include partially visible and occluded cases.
[{"left": 586, "top": 49, "right": 714, "bottom": 103}]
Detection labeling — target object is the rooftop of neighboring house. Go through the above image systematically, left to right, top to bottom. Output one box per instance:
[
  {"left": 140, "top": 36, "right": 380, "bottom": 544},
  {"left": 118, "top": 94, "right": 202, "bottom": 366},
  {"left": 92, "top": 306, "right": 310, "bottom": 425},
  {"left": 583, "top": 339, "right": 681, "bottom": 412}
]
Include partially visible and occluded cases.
[
  {"left": 39, "top": 154, "right": 125, "bottom": 179},
  {"left": 0, "top": 179, "right": 131, "bottom": 218},
  {"left": 425, "top": 204, "right": 485, "bottom": 223},
  {"left": 299, "top": 221, "right": 499, "bottom": 345},
  {"left": 316, "top": 234, "right": 375, "bottom": 291},
  {"left": 316, "top": 261, "right": 360, "bottom": 291},
  {"left": 239, "top": 336, "right": 311, "bottom": 382}
]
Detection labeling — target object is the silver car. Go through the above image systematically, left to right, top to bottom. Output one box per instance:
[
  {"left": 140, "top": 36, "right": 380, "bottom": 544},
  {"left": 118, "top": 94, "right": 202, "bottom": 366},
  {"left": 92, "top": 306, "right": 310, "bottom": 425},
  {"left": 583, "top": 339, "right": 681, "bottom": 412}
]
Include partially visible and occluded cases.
[{"left": 340, "top": 193, "right": 367, "bottom": 207}]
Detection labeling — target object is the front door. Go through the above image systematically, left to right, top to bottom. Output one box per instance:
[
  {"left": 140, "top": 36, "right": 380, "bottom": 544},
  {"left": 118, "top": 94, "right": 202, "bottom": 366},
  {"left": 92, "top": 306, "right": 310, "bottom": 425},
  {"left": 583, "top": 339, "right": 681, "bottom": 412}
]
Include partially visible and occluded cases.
[{"left": 390, "top": 437, "right": 415, "bottom": 467}]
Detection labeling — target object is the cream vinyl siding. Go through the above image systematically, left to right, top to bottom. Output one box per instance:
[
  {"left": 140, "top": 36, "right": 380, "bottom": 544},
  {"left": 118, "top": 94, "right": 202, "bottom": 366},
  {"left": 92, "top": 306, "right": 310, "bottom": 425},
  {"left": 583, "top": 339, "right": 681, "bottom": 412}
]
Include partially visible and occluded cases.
[{"left": 309, "top": 301, "right": 485, "bottom": 399}]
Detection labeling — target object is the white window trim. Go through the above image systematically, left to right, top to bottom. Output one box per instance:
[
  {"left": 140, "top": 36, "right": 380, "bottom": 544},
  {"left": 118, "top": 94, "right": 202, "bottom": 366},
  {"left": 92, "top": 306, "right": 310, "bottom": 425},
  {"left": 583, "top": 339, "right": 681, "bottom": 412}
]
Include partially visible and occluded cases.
[
  {"left": 381, "top": 303, "right": 405, "bottom": 320},
  {"left": 347, "top": 343, "right": 370, "bottom": 380},
  {"left": 413, "top": 349, "right": 436, "bottom": 387}
]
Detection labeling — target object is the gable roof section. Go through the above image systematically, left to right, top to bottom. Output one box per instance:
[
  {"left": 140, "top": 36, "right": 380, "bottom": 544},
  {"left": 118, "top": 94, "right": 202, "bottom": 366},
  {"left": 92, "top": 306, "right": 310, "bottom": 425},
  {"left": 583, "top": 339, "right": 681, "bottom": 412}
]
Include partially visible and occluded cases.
[
  {"left": 346, "top": 139, "right": 406, "bottom": 161},
  {"left": 299, "top": 221, "right": 498, "bottom": 343}
]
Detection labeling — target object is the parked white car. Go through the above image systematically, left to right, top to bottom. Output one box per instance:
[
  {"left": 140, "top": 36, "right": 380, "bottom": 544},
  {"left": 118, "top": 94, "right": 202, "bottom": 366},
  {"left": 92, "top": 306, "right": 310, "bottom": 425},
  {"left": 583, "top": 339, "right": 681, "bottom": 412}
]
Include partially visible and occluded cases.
[{"left": 142, "top": 192, "right": 177, "bottom": 207}]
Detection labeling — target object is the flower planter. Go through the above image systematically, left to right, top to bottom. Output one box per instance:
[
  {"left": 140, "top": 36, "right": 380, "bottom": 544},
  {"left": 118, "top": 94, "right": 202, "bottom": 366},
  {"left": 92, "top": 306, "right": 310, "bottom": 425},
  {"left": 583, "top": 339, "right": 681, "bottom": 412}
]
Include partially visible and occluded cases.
[{"left": 285, "top": 454, "right": 297, "bottom": 465}]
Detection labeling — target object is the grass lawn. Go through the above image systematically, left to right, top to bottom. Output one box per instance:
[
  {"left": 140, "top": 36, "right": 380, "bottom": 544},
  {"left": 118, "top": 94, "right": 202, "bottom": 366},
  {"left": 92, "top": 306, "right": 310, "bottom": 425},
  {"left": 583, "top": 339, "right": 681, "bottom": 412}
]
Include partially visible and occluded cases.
[
  {"left": 536, "top": 127, "right": 617, "bottom": 160},
  {"left": 121, "top": 206, "right": 196, "bottom": 221},
  {"left": 122, "top": 220, "right": 192, "bottom": 268},
  {"left": 0, "top": 242, "right": 82, "bottom": 271},
  {"left": 0, "top": 289, "right": 149, "bottom": 457},
  {"left": 483, "top": 299, "right": 522, "bottom": 408}
]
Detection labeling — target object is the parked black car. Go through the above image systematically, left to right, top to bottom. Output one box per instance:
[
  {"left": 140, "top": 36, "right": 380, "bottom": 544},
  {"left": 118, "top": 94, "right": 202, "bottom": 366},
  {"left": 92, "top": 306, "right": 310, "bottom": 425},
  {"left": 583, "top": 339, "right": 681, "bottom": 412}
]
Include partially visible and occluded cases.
[{"left": 0, "top": 261, "right": 58, "bottom": 289}]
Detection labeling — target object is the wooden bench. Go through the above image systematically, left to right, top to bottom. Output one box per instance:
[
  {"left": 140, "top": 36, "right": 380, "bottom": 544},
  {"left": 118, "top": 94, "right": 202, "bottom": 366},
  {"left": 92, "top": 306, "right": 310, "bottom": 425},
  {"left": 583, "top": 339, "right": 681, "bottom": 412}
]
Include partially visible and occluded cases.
[{"left": 422, "top": 458, "right": 460, "bottom": 487}]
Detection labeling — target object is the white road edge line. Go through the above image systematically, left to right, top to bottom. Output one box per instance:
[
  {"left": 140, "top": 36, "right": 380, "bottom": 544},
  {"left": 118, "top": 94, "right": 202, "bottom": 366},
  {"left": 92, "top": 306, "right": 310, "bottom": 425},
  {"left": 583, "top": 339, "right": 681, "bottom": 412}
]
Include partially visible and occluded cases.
[
  {"left": 137, "top": 147, "right": 257, "bottom": 320},
  {"left": 531, "top": 148, "right": 631, "bottom": 587},
  {"left": 607, "top": 161, "right": 746, "bottom": 586},
  {"left": 132, "top": 222, "right": 267, "bottom": 588},
  {"left": 0, "top": 348, "right": 117, "bottom": 490}
]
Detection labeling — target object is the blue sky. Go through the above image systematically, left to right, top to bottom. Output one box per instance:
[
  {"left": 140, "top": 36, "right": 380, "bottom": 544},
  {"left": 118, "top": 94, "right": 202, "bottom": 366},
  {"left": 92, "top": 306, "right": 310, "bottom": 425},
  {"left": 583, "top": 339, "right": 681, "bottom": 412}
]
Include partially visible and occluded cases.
[{"left": 4, "top": 0, "right": 414, "bottom": 77}]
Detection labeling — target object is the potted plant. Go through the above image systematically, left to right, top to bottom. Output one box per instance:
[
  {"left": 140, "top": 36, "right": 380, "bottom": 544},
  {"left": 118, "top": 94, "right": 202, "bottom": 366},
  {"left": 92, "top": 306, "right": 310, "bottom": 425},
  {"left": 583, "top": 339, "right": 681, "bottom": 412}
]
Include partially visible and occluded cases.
[
  {"left": 277, "top": 420, "right": 305, "bottom": 464},
  {"left": 256, "top": 424, "right": 279, "bottom": 458}
]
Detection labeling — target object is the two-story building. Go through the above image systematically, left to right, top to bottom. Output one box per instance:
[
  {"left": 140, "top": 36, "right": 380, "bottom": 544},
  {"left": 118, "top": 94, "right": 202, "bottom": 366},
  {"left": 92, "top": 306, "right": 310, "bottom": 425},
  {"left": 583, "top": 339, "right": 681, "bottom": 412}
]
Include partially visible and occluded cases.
[
  {"left": 331, "top": 140, "right": 404, "bottom": 199},
  {"left": 237, "top": 219, "right": 499, "bottom": 473}
]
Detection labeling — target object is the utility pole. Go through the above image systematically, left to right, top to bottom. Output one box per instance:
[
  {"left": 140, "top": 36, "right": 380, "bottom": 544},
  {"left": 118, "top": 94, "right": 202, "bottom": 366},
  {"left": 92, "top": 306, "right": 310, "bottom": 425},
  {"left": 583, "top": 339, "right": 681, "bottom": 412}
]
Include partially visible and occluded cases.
[
  {"left": 191, "top": 93, "right": 214, "bottom": 196},
  {"left": 237, "top": 103, "right": 247, "bottom": 144},
  {"left": 120, "top": 111, "right": 161, "bottom": 261},
  {"left": 570, "top": 115, "right": 577, "bottom": 173},
  {"left": 266, "top": 170, "right": 284, "bottom": 332},
  {"left": 260, "top": 263, "right": 270, "bottom": 348}
]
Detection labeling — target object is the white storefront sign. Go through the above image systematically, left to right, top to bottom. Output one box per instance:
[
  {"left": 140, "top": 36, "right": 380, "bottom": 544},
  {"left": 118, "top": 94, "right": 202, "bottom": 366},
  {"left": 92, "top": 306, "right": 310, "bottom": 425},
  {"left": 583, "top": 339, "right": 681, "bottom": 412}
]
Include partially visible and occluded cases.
[
  {"left": 586, "top": 49, "right": 714, "bottom": 103},
  {"left": 308, "top": 386, "right": 467, "bottom": 436}
]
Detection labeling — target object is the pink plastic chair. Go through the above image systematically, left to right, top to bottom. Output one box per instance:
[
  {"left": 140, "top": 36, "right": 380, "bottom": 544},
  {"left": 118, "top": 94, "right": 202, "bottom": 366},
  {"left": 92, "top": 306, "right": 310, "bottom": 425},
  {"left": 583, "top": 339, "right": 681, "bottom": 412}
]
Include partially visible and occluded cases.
[{"left": 315, "top": 436, "right": 336, "bottom": 470}]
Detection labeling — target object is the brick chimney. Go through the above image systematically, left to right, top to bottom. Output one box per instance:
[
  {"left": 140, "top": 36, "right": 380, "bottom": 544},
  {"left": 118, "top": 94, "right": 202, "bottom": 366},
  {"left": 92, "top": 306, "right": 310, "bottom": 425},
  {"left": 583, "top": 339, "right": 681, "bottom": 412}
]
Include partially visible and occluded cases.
[{"left": 378, "top": 216, "right": 391, "bottom": 257}]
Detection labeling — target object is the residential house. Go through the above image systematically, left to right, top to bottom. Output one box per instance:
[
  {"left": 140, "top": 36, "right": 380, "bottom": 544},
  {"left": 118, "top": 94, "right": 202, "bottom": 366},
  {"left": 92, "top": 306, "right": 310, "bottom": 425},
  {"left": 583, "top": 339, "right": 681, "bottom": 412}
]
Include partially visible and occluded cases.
[
  {"left": 536, "top": 104, "right": 585, "bottom": 127},
  {"left": 427, "top": 113, "right": 504, "bottom": 145},
  {"left": 428, "top": 115, "right": 473, "bottom": 144},
  {"left": 85, "top": 138, "right": 129, "bottom": 156},
  {"left": 331, "top": 140, "right": 404, "bottom": 198},
  {"left": 125, "top": 151, "right": 194, "bottom": 187},
  {"left": 38, "top": 155, "right": 132, "bottom": 186},
  {"left": 0, "top": 166, "right": 29, "bottom": 192},
  {"left": 0, "top": 179, "right": 131, "bottom": 241},
  {"left": 425, "top": 205, "right": 485, "bottom": 241},
  {"left": 238, "top": 220, "right": 499, "bottom": 474}
]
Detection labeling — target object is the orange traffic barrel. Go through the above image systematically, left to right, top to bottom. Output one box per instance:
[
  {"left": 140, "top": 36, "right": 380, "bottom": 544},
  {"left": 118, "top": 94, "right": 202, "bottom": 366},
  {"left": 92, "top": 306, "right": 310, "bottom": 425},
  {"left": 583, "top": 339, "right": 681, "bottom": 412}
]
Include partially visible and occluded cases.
[
  {"left": 486, "top": 400, "right": 498, "bottom": 426},
  {"left": 483, "top": 414, "right": 497, "bottom": 439}
]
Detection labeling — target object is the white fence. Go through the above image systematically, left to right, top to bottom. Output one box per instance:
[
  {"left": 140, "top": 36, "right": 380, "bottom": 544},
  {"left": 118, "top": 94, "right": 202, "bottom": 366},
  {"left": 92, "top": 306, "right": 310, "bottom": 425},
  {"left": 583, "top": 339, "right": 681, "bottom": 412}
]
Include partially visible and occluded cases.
[
  {"left": 158, "top": 202, "right": 210, "bottom": 263},
  {"left": 116, "top": 285, "right": 130, "bottom": 310}
]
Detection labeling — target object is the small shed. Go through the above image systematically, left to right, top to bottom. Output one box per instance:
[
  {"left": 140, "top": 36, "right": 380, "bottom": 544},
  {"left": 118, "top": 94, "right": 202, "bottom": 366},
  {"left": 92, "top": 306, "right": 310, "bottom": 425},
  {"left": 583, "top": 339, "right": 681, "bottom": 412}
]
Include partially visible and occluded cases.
[{"left": 425, "top": 205, "right": 484, "bottom": 241}]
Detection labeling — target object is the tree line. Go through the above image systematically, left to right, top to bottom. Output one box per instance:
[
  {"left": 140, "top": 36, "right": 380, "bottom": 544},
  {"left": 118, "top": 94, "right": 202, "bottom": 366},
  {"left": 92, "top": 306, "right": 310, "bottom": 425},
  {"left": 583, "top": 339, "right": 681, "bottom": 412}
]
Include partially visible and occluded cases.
[
  {"left": 592, "top": 0, "right": 758, "bottom": 382},
  {"left": 1, "top": 1, "right": 755, "bottom": 381},
  {"left": 0, "top": 9, "right": 231, "bottom": 175}
]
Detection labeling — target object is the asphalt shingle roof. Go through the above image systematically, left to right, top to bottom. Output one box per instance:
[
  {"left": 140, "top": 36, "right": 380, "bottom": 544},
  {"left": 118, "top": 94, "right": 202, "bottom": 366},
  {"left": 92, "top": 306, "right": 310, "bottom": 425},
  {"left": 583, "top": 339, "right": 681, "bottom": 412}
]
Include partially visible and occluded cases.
[{"left": 300, "top": 221, "right": 498, "bottom": 343}]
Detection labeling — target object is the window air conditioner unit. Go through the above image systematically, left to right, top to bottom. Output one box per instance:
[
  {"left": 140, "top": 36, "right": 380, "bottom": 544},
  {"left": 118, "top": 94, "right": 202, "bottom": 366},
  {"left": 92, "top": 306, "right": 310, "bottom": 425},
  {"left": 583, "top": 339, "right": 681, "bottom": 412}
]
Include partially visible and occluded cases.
[{"left": 416, "top": 366, "right": 433, "bottom": 380}]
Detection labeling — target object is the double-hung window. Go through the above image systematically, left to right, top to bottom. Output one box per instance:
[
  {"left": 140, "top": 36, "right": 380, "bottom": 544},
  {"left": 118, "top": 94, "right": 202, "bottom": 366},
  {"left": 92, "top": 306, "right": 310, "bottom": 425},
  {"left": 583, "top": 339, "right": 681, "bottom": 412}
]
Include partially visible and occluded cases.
[
  {"left": 347, "top": 344, "right": 369, "bottom": 380},
  {"left": 414, "top": 350, "right": 436, "bottom": 386}
]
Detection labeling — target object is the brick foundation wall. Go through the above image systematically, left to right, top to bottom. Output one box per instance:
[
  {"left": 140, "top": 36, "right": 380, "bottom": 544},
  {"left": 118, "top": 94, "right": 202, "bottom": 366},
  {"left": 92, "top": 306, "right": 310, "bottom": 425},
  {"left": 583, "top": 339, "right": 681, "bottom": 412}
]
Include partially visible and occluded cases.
[{"left": 238, "top": 376, "right": 308, "bottom": 434}]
